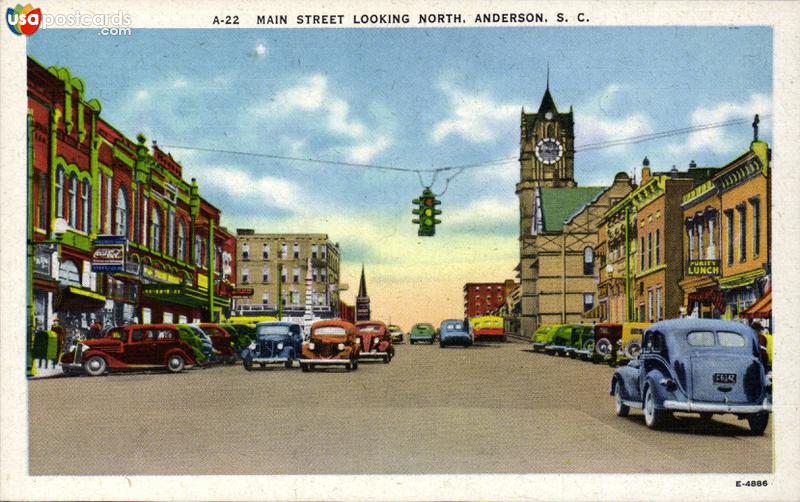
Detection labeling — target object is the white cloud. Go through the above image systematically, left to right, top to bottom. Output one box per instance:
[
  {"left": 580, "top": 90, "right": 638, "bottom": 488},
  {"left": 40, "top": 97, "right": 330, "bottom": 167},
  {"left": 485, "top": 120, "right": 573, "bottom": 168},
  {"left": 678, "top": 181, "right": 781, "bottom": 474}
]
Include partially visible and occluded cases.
[
  {"left": 251, "top": 42, "right": 268, "bottom": 59},
  {"left": 272, "top": 74, "right": 327, "bottom": 112},
  {"left": 172, "top": 78, "right": 188, "bottom": 88},
  {"left": 431, "top": 81, "right": 518, "bottom": 143},
  {"left": 574, "top": 84, "right": 654, "bottom": 154},
  {"left": 134, "top": 89, "right": 150, "bottom": 101},
  {"left": 666, "top": 93, "right": 771, "bottom": 155},
  {"left": 347, "top": 137, "right": 390, "bottom": 163},
  {"left": 188, "top": 165, "right": 306, "bottom": 212},
  {"left": 447, "top": 197, "right": 518, "bottom": 225}
]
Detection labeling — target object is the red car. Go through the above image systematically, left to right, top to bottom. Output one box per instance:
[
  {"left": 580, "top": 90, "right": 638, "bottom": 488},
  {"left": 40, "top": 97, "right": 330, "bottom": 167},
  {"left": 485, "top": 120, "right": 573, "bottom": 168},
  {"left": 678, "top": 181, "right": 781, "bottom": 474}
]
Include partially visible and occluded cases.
[
  {"left": 300, "top": 320, "right": 360, "bottom": 371},
  {"left": 355, "top": 321, "right": 395, "bottom": 363},
  {"left": 197, "top": 323, "right": 237, "bottom": 364},
  {"left": 60, "top": 324, "right": 197, "bottom": 376}
]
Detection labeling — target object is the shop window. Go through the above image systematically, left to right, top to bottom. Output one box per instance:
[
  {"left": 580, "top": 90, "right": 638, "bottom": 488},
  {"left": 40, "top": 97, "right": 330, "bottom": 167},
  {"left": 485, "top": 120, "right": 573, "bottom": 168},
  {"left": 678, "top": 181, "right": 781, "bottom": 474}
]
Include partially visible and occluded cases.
[
  {"left": 55, "top": 167, "right": 64, "bottom": 218},
  {"left": 68, "top": 174, "right": 78, "bottom": 228},
  {"left": 115, "top": 187, "right": 128, "bottom": 237},
  {"left": 583, "top": 246, "right": 594, "bottom": 275}
]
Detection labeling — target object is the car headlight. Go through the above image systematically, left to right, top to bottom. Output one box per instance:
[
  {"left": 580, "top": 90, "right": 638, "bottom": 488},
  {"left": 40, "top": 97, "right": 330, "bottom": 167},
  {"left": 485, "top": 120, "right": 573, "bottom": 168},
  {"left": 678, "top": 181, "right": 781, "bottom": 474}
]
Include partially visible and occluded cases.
[
  {"left": 356, "top": 337, "right": 362, "bottom": 346},
  {"left": 374, "top": 338, "right": 380, "bottom": 345},
  {"left": 308, "top": 342, "right": 315, "bottom": 350},
  {"left": 277, "top": 343, "right": 284, "bottom": 350},
  {"left": 337, "top": 343, "right": 345, "bottom": 351}
]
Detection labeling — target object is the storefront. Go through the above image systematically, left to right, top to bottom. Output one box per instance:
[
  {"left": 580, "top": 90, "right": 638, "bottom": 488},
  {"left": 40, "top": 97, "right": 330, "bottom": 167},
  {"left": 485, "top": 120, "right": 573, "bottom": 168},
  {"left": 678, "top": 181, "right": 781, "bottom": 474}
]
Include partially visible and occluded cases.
[{"left": 719, "top": 269, "right": 768, "bottom": 321}]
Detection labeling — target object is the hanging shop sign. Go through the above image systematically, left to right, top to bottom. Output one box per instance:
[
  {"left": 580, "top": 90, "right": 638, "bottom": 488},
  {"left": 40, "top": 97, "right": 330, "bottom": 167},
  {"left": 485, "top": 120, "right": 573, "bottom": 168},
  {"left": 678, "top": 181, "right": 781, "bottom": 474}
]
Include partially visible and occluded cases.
[
  {"left": 91, "top": 236, "right": 127, "bottom": 272},
  {"left": 687, "top": 259, "right": 720, "bottom": 276},
  {"left": 231, "top": 287, "right": 254, "bottom": 298}
]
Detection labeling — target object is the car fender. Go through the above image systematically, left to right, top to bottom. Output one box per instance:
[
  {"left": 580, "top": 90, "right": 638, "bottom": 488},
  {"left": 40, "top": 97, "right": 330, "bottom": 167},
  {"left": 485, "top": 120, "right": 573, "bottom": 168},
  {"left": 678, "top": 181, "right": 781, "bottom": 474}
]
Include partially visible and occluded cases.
[
  {"left": 164, "top": 347, "right": 196, "bottom": 366},
  {"left": 280, "top": 347, "right": 294, "bottom": 359},
  {"left": 82, "top": 349, "right": 125, "bottom": 369},
  {"left": 610, "top": 367, "right": 637, "bottom": 401},
  {"left": 643, "top": 372, "right": 672, "bottom": 408}
]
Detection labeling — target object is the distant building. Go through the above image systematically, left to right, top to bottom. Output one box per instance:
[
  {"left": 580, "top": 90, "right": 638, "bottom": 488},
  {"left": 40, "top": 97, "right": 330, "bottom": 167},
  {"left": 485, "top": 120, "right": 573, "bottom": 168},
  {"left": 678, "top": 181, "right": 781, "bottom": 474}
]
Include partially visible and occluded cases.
[
  {"left": 233, "top": 231, "right": 340, "bottom": 318},
  {"left": 356, "top": 265, "right": 371, "bottom": 321},
  {"left": 464, "top": 282, "right": 507, "bottom": 318}
]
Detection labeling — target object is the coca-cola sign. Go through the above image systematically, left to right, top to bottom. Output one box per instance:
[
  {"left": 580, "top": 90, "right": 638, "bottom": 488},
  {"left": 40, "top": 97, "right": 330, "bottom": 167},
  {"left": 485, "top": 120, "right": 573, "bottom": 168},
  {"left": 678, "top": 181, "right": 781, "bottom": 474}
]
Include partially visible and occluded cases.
[
  {"left": 92, "top": 235, "right": 127, "bottom": 272},
  {"left": 93, "top": 247, "right": 124, "bottom": 260}
]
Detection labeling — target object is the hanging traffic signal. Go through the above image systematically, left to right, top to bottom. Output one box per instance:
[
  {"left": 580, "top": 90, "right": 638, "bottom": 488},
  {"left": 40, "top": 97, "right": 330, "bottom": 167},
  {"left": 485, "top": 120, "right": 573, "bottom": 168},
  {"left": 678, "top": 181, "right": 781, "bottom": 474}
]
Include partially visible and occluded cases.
[{"left": 412, "top": 187, "right": 442, "bottom": 236}]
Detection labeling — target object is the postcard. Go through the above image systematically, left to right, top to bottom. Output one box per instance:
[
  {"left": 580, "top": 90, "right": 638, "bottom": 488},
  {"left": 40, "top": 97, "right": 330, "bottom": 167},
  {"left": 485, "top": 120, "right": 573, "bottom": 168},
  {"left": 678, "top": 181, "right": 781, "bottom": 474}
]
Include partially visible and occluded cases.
[{"left": 1, "top": 0, "right": 798, "bottom": 500}]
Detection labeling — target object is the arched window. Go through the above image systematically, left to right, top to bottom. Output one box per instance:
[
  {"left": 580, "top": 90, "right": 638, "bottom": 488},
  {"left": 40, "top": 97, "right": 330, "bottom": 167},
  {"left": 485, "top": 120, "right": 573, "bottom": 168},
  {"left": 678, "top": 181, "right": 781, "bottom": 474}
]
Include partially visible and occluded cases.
[
  {"left": 55, "top": 167, "right": 64, "bottom": 218},
  {"left": 68, "top": 174, "right": 78, "bottom": 228},
  {"left": 81, "top": 179, "right": 91, "bottom": 232},
  {"left": 115, "top": 188, "right": 128, "bottom": 237},
  {"left": 150, "top": 207, "right": 161, "bottom": 252},
  {"left": 166, "top": 209, "right": 175, "bottom": 256},
  {"left": 177, "top": 221, "right": 186, "bottom": 262},
  {"left": 583, "top": 246, "right": 594, "bottom": 275},
  {"left": 58, "top": 260, "right": 81, "bottom": 286}
]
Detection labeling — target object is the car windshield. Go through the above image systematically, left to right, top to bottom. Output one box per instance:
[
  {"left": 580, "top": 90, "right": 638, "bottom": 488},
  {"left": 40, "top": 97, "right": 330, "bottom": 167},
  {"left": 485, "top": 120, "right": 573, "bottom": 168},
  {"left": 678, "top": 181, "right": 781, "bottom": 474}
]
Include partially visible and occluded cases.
[
  {"left": 444, "top": 323, "right": 462, "bottom": 331},
  {"left": 414, "top": 324, "right": 433, "bottom": 330},
  {"left": 257, "top": 325, "right": 291, "bottom": 336},
  {"left": 358, "top": 325, "right": 381, "bottom": 332},
  {"left": 314, "top": 326, "right": 347, "bottom": 336},
  {"left": 596, "top": 326, "right": 618, "bottom": 336},
  {"left": 687, "top": 330, "right": 747, "bottom": 348}
]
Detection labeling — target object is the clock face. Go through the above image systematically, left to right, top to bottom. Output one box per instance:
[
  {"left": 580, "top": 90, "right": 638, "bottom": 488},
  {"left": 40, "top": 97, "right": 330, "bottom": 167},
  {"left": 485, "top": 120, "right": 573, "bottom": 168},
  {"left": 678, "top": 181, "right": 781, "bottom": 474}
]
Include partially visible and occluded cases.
[{"left": 535, "top": 138, "right": 563, "bottom": 165}]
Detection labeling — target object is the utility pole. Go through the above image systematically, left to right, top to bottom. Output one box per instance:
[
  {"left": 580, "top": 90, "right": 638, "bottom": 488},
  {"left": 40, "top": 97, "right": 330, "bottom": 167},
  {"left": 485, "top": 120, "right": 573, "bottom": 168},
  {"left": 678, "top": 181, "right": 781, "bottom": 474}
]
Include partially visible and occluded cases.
[{"left": 277, "top": 263, "right": 283, "bottom": 320}]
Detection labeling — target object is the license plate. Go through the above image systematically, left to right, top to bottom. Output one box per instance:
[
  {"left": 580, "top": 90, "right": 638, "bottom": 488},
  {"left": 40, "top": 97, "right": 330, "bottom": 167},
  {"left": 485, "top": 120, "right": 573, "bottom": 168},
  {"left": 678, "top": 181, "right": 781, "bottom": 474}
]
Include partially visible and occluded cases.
[{"left": 713, "top": 373, "right": 737, "bottom": 384}]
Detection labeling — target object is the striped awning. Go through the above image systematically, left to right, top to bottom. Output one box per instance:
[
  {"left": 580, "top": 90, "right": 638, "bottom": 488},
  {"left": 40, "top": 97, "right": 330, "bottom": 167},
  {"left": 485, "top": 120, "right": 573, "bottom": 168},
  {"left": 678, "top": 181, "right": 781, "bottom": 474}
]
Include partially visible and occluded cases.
[{"left": 740, "top": 290, "right": 771, "bottom": 319}]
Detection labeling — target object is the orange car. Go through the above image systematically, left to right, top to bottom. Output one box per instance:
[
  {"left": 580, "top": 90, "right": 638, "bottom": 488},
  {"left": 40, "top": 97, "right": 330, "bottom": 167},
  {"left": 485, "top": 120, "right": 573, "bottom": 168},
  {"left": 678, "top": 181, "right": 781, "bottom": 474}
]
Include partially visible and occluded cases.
[
  {"left": 300, "top": 320, "right": 360, "bottom": 372},
  {"left": 355, "top": 321, "right": 395, "bottom": 363}
]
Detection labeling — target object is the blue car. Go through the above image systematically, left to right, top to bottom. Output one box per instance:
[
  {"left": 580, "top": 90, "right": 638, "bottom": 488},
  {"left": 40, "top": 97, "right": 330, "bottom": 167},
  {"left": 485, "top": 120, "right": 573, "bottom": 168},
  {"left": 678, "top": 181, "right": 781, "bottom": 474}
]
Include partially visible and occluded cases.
[
  {"left": 439, "top": 319, "right": 473, "bottom": 348},
  {"left": 610, "top": 319, "right": 772, "bottom": 434},
  {"left": 241, "top": 321, "right": 304, "bottom": 370}
]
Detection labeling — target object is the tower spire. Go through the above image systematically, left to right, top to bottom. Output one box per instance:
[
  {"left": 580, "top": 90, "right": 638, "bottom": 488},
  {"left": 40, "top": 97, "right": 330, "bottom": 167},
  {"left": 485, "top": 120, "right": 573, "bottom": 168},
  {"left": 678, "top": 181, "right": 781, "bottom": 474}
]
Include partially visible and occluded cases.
[{"left": 546, "top": 62, "right": 550, "bottom": 90}]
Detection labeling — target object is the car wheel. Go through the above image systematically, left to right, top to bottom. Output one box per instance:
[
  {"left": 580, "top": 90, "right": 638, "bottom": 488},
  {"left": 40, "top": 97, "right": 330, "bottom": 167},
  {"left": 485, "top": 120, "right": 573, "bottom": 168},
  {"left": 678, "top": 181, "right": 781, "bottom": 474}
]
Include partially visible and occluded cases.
[
  {"left": 595, "top": 338, "right": 611, "bottom": 357},
  {"left": 583, "top": 339, "right": 595, "bottom": 352},
  {"left": 410, "top": 340, "right": 415, "bottom": 345},
  {"left": 625, "top": 342, "right": 642, "bottom": 359},
  {"left": 568, "top": 350, "right": 577, "bottom": 359},
  {"left": 167, "top": 354, "right": 185, "bottom": 373},
  {"left": 383, "top": 354, "right": 390, "bottom": 363},
  {"left": 84, "top": 356, "right": 106, "bottom": 377},
  {"left": 243, "top": 359, "right": 254, "bottom": 371},
  {"left": 346, "top": 362, "right": 353, "bottom": 371},
  {"left": 300, "top": 363, "right": 309, "bottom": 372},
  {"left": 614, "top": 382, "right": 630, "bottom": 417},
  {"left": 643, "top": 387, "right": 666, "bottom": 429},
  {"left": 747, "top": 412, "right": 769, "bottom": 435}
]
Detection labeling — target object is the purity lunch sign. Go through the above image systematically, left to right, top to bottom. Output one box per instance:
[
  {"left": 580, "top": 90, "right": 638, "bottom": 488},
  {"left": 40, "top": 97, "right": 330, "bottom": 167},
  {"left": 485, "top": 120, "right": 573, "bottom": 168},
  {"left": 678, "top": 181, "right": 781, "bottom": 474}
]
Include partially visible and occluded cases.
[
  {"left": 91, "top": 235, "right": 126, "bottom": 272},
  {"left": 687, "top": 259, "right": 720, "bottom": 276}
]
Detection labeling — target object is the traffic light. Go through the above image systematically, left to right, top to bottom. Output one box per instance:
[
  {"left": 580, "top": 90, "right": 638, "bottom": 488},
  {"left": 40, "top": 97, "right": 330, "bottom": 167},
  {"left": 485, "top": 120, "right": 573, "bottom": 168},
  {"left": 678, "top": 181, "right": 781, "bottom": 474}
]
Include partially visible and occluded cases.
[{"left": 412, "top": 188, "right": 442, "bottom": 236}]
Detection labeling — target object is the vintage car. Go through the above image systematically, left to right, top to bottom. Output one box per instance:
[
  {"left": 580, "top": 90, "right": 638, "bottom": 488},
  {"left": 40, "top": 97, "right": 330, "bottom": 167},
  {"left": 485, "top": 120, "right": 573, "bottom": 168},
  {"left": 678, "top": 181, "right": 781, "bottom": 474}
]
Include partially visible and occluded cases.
[
  {"left": 470, "top": 316, "right": 506, "bottom": 342},
  {"left": 439, "top": 319, "right": 473, "bottom": 347},
  {"left": 610, "top": 319, "right": 772, "bottom": 434},
  {"left": 299, "top": 320, "right": 360, "bottom": 371},
  {"left": 241, "top": 321, "right": 304, "bottom": 370},
  {"left": 356, "top": 321, "right": 395, "bottom": 363},
  {"left": 225, "top": 322, "right": 257, "bottom": 350},
  {"left": 409, "top": 322, "right": 436, "bottom": 344},
  {"left": 614, "top": 322, "right": 651, "bottom": 365},
  {"left": 197, "top": 323, "right": 237, "bottom": 364},
  {"left": 590, "top": 323, "right": 622, "bottom": 363},
  {"left": 61, "top": 324, "right": 197, "bottom": 376},
  {"left": 178, "top": 324, "right": 219, "bottom": 364},
  {"left": 387, "top": 324, "right": 405, "bottom": 343},
  {"left": 531, "top": 324, "right": 557, "bottom": 352},
  {"left": 544, "top": 324, "right": 580, "bottom": 356},
  {"left": 564, "top": 324, "right": 595, "bottom": 359}
]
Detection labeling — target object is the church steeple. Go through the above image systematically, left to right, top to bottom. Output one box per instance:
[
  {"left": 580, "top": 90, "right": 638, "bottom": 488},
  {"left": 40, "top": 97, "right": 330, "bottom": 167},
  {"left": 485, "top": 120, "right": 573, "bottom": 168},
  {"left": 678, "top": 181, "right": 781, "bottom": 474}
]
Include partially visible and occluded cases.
[
  {"left": 356, "top": 264, "right": 371, "bottom": 321},
  {"left": 358, "top": 264, "right": 368, "bottom": 298}
]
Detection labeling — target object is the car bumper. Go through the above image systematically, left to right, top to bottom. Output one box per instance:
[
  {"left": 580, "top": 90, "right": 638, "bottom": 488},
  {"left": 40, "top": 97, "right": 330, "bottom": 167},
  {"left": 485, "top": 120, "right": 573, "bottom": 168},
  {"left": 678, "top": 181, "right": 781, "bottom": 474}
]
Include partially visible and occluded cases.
[
  {"left": 411, "top": 337, "right": 433, "bottom": 342},
  {"left": 532, "top": 342, "right": 547, "bottom": 349},
  {"left": 545, "top": 344, "right": 569, "bottom": 352},
  {"left": 574, "top": 349, "right": 592, "bottom": 357},
  {"left": 359, "top": 351, "right": 389, "bottom": 359},
  {"left": 250, "top": 357, "right": 289, "bottom": 364},
  {"left": 299, "top": 358, "right": 351, "bottom": 365},
  {"left": 61, "top": 363, "right": 83, "bottom": 373},
  {"left": 663, "top": 399, "right": 772, "bottom": 414}
]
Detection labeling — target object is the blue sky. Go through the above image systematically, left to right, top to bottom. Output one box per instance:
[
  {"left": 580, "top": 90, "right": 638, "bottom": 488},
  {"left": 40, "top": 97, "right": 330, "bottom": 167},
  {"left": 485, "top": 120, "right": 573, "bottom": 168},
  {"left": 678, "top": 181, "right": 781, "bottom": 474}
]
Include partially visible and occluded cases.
[{"left": 28, "top": 27, "right": 772, "bottom": 326}]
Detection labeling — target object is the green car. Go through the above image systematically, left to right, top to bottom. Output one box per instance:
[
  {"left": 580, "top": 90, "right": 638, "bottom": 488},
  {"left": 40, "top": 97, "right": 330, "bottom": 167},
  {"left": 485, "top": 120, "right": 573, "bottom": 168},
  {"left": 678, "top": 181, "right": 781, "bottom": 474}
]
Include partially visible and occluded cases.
[
  {"left": 224, "top": 323, "right": 257, "bottom": 350},
  {"left": 409, "top": 323, "right": 436, "bottom": 344},
  {"left": 531, "top": 324, "right": 558, "bottom": 352},
  {"left": 543, "top": 324, "right": 577, "bottom": 356},
  {"left": 565, "top": 325, "right": 595, "bottom": 360}
]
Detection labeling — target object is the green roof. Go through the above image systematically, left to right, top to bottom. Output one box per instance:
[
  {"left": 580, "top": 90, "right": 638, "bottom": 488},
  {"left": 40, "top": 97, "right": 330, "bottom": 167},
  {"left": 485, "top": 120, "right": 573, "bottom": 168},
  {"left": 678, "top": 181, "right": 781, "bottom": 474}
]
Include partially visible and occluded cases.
[{"left": 540, "top": 187, "right": 606, "bottom": 233}]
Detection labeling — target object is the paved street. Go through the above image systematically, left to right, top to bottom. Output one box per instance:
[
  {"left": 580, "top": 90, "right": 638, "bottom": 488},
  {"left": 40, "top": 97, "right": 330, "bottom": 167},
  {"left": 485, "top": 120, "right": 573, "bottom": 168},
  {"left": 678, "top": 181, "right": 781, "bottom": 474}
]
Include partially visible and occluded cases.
[{"left": 28, "top": 340, "right": 771, "bottom": 475}]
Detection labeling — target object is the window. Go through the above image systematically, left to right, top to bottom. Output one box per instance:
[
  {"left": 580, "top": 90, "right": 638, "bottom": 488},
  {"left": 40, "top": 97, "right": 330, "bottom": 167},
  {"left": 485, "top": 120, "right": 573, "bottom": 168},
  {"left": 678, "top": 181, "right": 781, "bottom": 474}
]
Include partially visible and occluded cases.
[
  {"left": 55, "top": 167, "right": 64, "bottom": 218},
  {"left": 38, "top": 172, "right": 48, "bottom": 229},
  {"left": 68, "top": 174, "right": 78, "bottom": 228},
  {"left": 104, "top": 174, "right": 112, "bottom": 233},
  {"left": 81, "top": 179, "right": 91, "bottom": 232},
  {"left": 115, "top": 188, "right": 128, "bottom": 237},
  {"left": 141, "top": 195, "right": 149, "bottom": 246},
  {"left": 751, "top": 198, "right": 760, "bottom": 257},
  {"left": 737, "top": 205, "right": 747, "bottom": 262},
  {"left": 150, "top": 207, "right": 161, "bottom": 252},
  {"left": 166, "top": 210, "right": 175, "bottom": 256},
  {"left": 725, "top": 210, "right": 734, "bottom": 265},
  {"left": 177, "top": 221, "right": 186, "bottom": 262},
  {"left": 697, "top": 221, "right": 704, "bottom": 259},
  {"left": 687, "top": 223, "right": 694, "bottom": 260},
  {"left": 655, "top": 229, "right": 661, "bottom": 265},
  {"left": 647, "top": 232, "right": 653, "bottom": 269},
  {"left": 195, "top": 235, "right": 203, "bottom": 266},
  {"left": 640, "top": 237, "right": 645, "bottom": 271},
  {"left": 242, "top": 242, "right": 249, "bottom": 260},
  {"left": 263, "top": 243, "right": 269, "bottom": 259},
  {"left": 281, "top": 243, "right": 288, "bottom": 258},
  {"left": 293, "top": 243, "right": 299, "bottom": 259},
  {"left": 312, "top": 244, "right": 318, "bottom": 259},
  {"left": 321, "top": 246, "right": 327, "bottom": 259},
  {"left": 583, "top": 247, "right": 594, "bottom": 275},
  {"left": 58, "top": 260, "right": 81, "bottom": 285},
  {"left": 242, "top": 267, "right": 249, "bottom": 284},
  {"left": 281, "top": 267, "right": 287, "bottom": 283},
  {"left": 293, "top": 267, "right": 300, "bottom": 283},
  {"left": 262, "top": 268, "right": 269, "bottom": 282},
  {"left": 312, "top": 268, "right": 318, "bottom": 282},
  {"left": 321, "top": 269, "right": 327, "bottom": 282},
  {"left": 655, "top": 287, "right": 663, "bottom": 321},
  {"left": 647, "top": 289, "right": 654, "bottom": 322},
  {"left": 291, "top": 291, "right": 299, "bottom": 305},
  {"left": 262, "top": 292, "right": 269, "bottom": 305},
  {"left": 583, "top": 293, "right": 594, "bottom": 313},
  {"left": 142, "top": 307, "right": 151, "bottom": 324},
  {"left": 163, "top": 312, "right": 173, "bottom": 324},
  {"left": 687, "top": 331, "right": 715, "bottom": 346},
  {"left": 718, "top": 331, "right": 745, "bottom": 347}
]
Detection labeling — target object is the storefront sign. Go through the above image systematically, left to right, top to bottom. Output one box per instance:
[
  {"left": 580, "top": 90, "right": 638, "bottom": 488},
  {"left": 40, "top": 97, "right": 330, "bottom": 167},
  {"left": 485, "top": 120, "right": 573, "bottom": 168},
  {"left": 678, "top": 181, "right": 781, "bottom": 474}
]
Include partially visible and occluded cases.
[
  {"left": 92, "top": 236, "right": 127, "bottom": 272},
  {"left": 687, "top": 259, "right": 720, "bottom": 276},
  {"left": 142, "top": 265, "right": 181, "bottom": 284},
  {"left": 197, "top": 273, "right": 209, "bottom": 290},
  {"left": 142, "top": 284, "right": 184, "bottom": 296},
  {"left": 231, "top": 287, "right": 254, "bottom": 298}
]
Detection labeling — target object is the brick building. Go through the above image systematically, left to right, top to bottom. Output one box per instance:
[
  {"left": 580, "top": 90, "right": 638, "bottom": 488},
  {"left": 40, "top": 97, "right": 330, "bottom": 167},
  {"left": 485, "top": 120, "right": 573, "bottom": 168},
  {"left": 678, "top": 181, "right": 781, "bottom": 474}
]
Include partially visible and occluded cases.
[{"left": 463, "top": 282, "right": 507, "bottom": 318}]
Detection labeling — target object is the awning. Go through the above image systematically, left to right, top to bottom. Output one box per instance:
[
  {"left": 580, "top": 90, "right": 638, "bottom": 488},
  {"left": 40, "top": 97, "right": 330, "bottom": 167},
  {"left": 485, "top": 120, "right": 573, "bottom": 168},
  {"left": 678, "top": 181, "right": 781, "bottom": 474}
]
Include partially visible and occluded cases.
[
  {"left": 718, "top": 269, "right": 766, "bottom": 290},
  {"left": 55, "top": 286, "right": 107, "bottom": 312},
  {"left": 687, "top": 287, "right": 726, "bottom": 314},
  {"left": 740, "top": 290, "right": 771, "bottom": 319}
]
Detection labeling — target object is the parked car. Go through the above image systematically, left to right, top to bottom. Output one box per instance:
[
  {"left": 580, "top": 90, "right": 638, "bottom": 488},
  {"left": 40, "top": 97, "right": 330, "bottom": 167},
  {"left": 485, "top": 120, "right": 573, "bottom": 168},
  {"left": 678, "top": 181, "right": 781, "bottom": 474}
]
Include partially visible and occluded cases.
[
  {"left": 470, "top": 316, "right": 506, "bottom": 342},
  {"left": 439, "top": 319, "right": 473, "bottom": 347},
  {"left": 610, "top": 319, "right": 772, "bottom": 434},
  {"left": 299, "top": 320, "right": 359, "bottom": 371},
  {"left": 241, "top": 321, "right": 304, "bottom": 370},
  {"left": 356, "top": 321, "right": 395, "bottom": 363},
  {"left": 222, "top": 322, "right": 256, "bottom": 351},
  {"left": 615, "top": 322, "right": 651, "bottom": 365},
  {"left": 197, "top": 323, "right": 237, "bottom": 364},
  {"left": 409, "top": 323, "right": 436, "bottom": 344},
  {"left": 590, "top": 323, "right": 622, "bottom": 363},
  {"left": 60, "top": 324, "right": 197, "bottom": 376},
  {"left": 179, "top": 324, "right": 219, "bottom": 364},
  {"left": 387, "top": 324, "right": 405, "bottom": 343},
  {"left": 531, "top": 324, "right": 557, "bottom": 352},
  {"left": 544, "top": 324, "right": 578, "bottom": 356},
  {"left": 564, "top": 324, "right": 596, "bottom": 359}
]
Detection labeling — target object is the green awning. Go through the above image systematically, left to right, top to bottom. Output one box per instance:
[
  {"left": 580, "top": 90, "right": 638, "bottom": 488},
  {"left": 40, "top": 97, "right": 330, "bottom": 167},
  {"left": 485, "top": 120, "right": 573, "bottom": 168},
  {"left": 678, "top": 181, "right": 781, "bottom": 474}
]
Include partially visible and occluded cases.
[{"left": 718, "top": 269, "right": 766, "bottom": 289}]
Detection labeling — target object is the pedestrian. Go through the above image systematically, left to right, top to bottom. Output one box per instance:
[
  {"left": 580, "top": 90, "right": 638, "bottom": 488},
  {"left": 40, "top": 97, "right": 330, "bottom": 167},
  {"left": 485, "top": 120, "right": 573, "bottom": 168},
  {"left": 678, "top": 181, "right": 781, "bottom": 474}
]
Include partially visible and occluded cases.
[
  {"left": 51, "top": 317, "right": 66, "bottom": 364},
  {"left": 88, "top": 318, "right": 102, "bottom": 339}
]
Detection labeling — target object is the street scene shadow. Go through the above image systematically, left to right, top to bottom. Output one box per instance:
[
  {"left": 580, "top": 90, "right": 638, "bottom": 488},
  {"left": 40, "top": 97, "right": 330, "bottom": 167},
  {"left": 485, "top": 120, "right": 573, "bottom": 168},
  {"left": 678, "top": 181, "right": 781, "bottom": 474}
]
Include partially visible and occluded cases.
[{"left": 623, "top": 414, "right": 759, "bottom": 437}]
